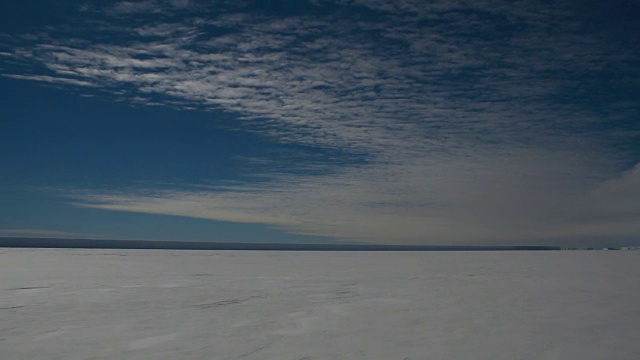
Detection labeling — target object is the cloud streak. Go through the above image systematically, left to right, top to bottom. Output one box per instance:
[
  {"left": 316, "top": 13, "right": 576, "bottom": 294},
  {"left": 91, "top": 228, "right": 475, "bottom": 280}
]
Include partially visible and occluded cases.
[
  {"left": 68, "top": 150, "right": 639, "bottom": 245},
  {"left": 0, "top": 229, "right": 105, "bottom": 239}
]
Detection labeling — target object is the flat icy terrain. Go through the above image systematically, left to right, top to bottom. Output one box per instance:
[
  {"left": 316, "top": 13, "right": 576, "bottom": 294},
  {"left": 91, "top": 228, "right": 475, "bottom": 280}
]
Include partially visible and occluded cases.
[{"left": 2, "top": 249, "right": 639, "bottom": 359}]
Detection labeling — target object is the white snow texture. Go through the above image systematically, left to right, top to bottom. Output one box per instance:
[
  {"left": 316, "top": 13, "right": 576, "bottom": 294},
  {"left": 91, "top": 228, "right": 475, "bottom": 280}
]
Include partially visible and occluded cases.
[{"left": 1, "top": 249, "right": 639, "bottom": 359}]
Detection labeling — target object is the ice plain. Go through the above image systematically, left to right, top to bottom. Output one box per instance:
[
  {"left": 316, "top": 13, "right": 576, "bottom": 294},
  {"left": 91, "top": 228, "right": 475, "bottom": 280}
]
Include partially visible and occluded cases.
[{"left": 1, "top": 249, "right": 639, "bottom": 359}]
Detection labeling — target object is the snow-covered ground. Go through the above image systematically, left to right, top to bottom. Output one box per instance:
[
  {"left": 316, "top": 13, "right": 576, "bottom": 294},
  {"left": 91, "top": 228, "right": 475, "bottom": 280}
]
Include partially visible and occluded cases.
[{"left": 1, "top": 249, "right": 639, "bottom": 359}]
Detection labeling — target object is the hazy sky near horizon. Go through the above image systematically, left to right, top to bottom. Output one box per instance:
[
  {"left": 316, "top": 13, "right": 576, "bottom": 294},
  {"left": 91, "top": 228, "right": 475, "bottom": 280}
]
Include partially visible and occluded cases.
[{"left": 1, "top": 0, "right": 639, "bottom": 246}]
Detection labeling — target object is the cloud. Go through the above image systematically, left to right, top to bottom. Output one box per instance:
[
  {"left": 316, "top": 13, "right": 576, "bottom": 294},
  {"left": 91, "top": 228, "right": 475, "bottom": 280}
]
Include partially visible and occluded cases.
[
  {"left": 2, "top": 0, "right": 639, "bottom": 244},
  {"left": 110, "top": 1, "right": 164, "bottom": 14},
  {"left": 2, "top": 74, "right": 94, "bottom": 87},
  {"left": 69, "top": 147, "right": 639, "bottom": 245},
  {"left": 582, "top": 164, "right": 640, "bottom": 229},
  {"left": 0, "top": 229, "right": 104, "bottom": 239}
]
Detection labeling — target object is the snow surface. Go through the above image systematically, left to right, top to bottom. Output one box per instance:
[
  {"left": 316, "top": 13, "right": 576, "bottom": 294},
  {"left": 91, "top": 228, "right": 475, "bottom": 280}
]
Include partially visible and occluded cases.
[{"left": 1, "top": 249, "right": 639, "bottom": 359}]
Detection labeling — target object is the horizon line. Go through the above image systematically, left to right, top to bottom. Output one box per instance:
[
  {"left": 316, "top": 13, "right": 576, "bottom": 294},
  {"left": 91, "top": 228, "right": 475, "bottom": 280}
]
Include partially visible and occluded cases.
[{"left": 0, "top": 237, "right": 568, "bottom": 251}]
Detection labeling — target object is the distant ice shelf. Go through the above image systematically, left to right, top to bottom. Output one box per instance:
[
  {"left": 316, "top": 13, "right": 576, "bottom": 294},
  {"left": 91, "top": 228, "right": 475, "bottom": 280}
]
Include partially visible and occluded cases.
[{"left": 0, "top": 237, "right": 563, "bottom": 251}]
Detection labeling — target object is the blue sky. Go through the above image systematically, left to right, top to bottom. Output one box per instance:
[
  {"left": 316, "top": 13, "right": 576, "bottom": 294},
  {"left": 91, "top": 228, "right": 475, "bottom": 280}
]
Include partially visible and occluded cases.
[{"left": 1, "top": 0, "right": 639, "bottom": 246}]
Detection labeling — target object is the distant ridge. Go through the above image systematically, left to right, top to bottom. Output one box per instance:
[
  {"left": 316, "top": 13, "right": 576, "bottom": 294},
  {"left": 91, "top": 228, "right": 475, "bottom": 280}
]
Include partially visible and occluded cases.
[{"left": 0, "top": 237, "right": 561, "bottom": 251}]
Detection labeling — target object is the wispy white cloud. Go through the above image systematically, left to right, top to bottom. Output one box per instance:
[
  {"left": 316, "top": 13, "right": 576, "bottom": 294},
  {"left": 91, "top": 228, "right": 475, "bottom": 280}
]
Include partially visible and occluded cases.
[
  {"left": 3, "top": 0, "right": 639, "bottom": 244},
  {"left": 110, "top": 0, "right": 164, "bottom": 14},
  {"left": 2, "top": 74, "right": 94, "bottom": 87},
  {"left": 69, "top": 148, "right": 638, "bottom": 245},
  {"left": 0, "top": 229, "right": 105, "bottom": 239}
]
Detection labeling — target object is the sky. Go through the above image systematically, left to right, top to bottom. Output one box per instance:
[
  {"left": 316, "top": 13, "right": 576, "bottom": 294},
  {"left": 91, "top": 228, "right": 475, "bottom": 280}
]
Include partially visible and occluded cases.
[{"left": 1, "top": 0, "right": 639, "bottom": 247}]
